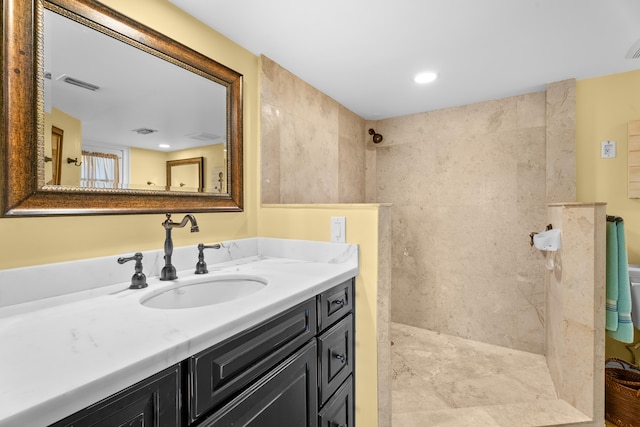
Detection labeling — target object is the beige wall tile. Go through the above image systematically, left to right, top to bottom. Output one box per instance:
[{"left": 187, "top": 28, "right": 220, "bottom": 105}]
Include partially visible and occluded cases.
[
  {"left": 260, "top": 53, "right": 579, "bottom": 362},
  {"left": 260, "top": 55, "right": 366, "bottom": 204},
  {"left": 546, "top": 79, "right": 577, "bottom": 203},
  {"left": 374, "top": 91, "right": 559, "bottom": 353},
  {"left": 338, "top": 106, "right": 366, "bottom": 202},
  {"left": 546, "top": 203, "right": 606, "bottom": 422},
  {"left": 376, "top": 205, "right": 392, "bottom": 427}
]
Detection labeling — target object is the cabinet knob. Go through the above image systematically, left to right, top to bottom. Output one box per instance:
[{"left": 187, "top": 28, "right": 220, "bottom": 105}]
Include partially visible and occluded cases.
[
  {"left": 332, "top": 299, "right": 345, "bottom": 306},
  {"left": 333, "top": 353, "right": 346, "bottom": 362}
]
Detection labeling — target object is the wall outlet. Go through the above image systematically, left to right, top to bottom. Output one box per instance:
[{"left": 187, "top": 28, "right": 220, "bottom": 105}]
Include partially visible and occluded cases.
[
  {"left": 601, "top": 140, "right": 616, "bottom": 158},
  {"left": 331, "top": 216, "right": 346, "bottom": 243}
]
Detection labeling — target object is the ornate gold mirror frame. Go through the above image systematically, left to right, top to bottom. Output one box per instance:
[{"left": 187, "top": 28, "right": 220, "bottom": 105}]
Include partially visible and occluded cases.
[{"left": 1, "top": 0, "right": 243, "bottom": 216}]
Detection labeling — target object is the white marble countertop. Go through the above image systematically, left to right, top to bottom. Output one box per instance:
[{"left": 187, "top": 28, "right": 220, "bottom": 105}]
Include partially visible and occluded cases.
[{"left": 0, "top": 238, "right": 358, "bottom": 427}]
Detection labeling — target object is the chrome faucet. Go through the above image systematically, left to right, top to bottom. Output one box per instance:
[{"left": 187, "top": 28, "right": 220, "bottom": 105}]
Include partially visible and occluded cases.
[{"left": 160, "top": 213, "right": 199, "bottom": 280}]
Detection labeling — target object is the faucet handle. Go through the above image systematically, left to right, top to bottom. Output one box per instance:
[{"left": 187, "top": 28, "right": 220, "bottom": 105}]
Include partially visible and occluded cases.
[
  {"left": 195, "top": 243, "right": 222, "bottom": 274},
  {"left": 117, "top": 252, "right": 148, "bottom": 289}
]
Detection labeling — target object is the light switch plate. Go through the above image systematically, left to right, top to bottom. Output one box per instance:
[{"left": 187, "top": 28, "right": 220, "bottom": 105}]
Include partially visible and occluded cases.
[
  {"left": 601, "top": 140, "right": 616, "bottom": 158},
  {"left": 331, "top": 216, "right": 346, "bottom": 243}
]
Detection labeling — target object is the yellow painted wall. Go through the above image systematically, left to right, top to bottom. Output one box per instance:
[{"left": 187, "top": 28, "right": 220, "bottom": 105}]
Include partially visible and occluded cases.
[
  {"left": 576, "top": 69, "right": 640, "bottom": 264},
  {"left": 577, "top": 69, "right": 640, "bottom": 359},
  {"left": 45, "top": 107, "right": 83, "bottom": 186},
  {"left": 129, "top": 145, "right": 223, "bottom": 191},
  {"left": 129, "top": 147, "right": 168, "bottom": 190},
  {"left": 258, "top": 204, "right": 382, "bottom": 427}
]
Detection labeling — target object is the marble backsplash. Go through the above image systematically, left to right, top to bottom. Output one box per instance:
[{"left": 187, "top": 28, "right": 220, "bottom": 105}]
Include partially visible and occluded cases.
[{"left": 0, "top": 237, "right": 357, "bottom": 309}]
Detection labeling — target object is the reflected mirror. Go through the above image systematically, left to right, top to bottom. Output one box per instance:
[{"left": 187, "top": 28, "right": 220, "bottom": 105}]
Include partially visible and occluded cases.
[
  {"left": 2, "top": 0, "right": 243, "bottom": 216},
  {"left": 166, "top": 157, "right": 204, "bottom": 192}
]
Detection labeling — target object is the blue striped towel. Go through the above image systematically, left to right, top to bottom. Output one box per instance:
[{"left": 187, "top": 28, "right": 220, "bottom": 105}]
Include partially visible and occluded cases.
[{"left": 606, "top": 219, "right": 633, "bottom": 343}]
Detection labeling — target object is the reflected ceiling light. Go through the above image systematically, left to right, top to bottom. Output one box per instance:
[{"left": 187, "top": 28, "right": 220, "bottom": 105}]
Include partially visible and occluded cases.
[
  {"left": 414, "top": 72, "right": 438, "bottom": 84},
  {"left": 158, "top": 144, "right": 170, "bottom": 148}
]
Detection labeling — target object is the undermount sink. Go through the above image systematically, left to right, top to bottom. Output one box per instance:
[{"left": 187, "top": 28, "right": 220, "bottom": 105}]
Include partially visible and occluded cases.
[{"left": 141, "top": 275, "right": 268, "bottom": 309}]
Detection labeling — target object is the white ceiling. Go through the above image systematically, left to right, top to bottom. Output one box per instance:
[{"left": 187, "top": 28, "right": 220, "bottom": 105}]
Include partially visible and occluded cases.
[{"left": 169, "top": 0, "right": 640, "bottom": 120}]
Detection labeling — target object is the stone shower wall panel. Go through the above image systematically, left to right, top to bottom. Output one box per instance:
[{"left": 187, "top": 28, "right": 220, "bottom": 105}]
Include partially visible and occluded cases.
[
  {"left": 260, "top": 56, "right": 366, "bottom": 204},
  {"left": 377, "top": 92, "right": 551, "bottom": 353}
]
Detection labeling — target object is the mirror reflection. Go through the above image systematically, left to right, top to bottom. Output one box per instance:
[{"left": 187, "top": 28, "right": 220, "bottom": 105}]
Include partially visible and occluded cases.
[
  {"left": 43, "top": 7, "right": 228, "bottom": 194},
  {"left": 45, "top": 126, "right": 64, "bottom": 185},
  {"left": 166, "top": 157, "right": 203, "bottom": 192}
]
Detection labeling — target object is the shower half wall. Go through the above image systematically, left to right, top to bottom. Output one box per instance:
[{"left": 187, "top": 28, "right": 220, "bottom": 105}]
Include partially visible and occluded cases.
[{"left": 369, "top": 80, "right": 576, "bottom": 353}]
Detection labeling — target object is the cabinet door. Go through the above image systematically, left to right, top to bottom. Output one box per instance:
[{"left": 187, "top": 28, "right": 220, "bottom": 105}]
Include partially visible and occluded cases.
[
  {"left": 188, "top": 298, "right": 316, "bottom": 421},
  {"left": 318, "top": 314, "right": 353, "bottom": 405},
  {"left": 200, "top": 341, "right": 318, "bottom": 427},
  {"left": 50, "top": 365, "right": 182, "bottom": 427},
  {"left": 318, "top": 377, "right": 353, "bottom": 427}
]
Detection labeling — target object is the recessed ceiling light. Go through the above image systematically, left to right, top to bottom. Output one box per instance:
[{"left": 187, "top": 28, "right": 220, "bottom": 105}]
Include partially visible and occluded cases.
[
  {"left": 414, "top": 72, "right": 438, "bottom": 84},
  {"left": 158, "top": 144, "right": 170, "bottom": 148}
]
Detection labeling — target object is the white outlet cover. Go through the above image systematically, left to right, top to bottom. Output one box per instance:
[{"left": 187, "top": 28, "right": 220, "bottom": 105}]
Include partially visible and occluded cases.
[{"left": 601, "top": 141, "right": 616, "bottom": 158}]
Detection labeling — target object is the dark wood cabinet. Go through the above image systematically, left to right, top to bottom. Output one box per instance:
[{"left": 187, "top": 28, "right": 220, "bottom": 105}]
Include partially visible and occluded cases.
[
  {"left": 48, "top": 278, "right": 355, "bottom": 427},
  {"left": 317, "top": 279, "right": 353, "bottom": 332},
  {"left": 316, "top": 280, "right": 355, "bottom": 427},
  {"left": 188, "top": 298, "right": 316, "bottom": 422},
  {"left": 318, "top": 313, "right": 353, "bottom": 406},
  {"left": 200, "top": 341, "right": 318, "bottom": 427},
  {"left": 50, "top": 364, "right": 182, "bottom": 427},
  {"left": 318, "top": 376, "right": 353, "bottom": 427}
]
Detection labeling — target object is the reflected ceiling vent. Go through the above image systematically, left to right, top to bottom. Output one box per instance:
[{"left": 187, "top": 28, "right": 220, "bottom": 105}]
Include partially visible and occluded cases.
[
  {"left": 626, "top": 39, "right": 640, "bottom": 59},
  {"left": 57, "top": 74, "right": 100, "bottom": 91},
  {"left": 132, "top": 128, "right": 158, "bottom": 135},
  {"left": 186, "top": 132, "right": 220, "bottom": 141}
]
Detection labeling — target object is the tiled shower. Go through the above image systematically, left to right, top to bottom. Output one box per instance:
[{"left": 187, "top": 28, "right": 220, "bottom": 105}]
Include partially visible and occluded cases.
[{"left": 259, "top": 55, "right": 603, "bottom": 424}]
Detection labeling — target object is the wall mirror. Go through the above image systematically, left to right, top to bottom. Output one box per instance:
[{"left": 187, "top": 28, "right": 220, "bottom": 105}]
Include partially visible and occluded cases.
[{"left": 1, "top": 0, "right": 243, "bottom": 216}]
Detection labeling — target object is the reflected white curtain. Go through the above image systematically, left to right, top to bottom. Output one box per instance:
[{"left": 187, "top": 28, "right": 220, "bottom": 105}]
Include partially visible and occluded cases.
[{"left": 81, "top": 151, "right": 120, "bottom": 188}]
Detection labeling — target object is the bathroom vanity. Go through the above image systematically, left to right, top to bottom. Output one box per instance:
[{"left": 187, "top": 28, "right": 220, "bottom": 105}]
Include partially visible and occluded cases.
[{"left": 0, "top": 238, "right": 358, "bottom": 427}]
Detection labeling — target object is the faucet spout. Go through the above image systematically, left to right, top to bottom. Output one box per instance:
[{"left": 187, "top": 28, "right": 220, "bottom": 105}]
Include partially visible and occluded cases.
[
  {"left": 160, "top": 213, "right": 199, "bottom": 281},
  {"left": 163, "top": 213, "right": 199, "bottom": 232}
]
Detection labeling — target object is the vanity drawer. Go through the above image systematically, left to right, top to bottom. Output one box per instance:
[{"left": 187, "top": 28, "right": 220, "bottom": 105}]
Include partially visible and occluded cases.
[
  {"left": 317, "top": 278, "right": 353, "bottom": 332},
  {"left": 188, "top": 297, "right": 317, "bottom": 422},
  {"left": 317, "top": 313, "right": 353, "bottom": 406},
  {"left": 202, "top": 340, "right": 318, "bottom": 427},
  {"left": 318, "top": 376, "right": 353, "bottom": 427}
]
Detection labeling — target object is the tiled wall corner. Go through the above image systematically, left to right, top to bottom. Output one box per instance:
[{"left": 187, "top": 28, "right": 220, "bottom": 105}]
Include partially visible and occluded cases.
[
  {"left": 260, "top": 55, "right": 367, "bottom": 204},
  {"left": 546, "top": 79, "right": 577, "bottom": 203},
  {"left": 546, "top": 203, "right": 606, "bottom": 422},
  {"left": 376, "top": 205, "right": 393, "bottom": 427}
]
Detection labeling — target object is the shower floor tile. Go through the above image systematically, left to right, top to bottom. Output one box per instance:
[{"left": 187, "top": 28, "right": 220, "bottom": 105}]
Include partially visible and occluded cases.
[{"left": 391, "top": 322, "right": 591, "bottom": 427}]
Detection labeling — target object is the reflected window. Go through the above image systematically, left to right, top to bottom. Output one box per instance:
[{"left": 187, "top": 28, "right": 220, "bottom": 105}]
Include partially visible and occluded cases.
[{"left": 81, "top": 150, "right": 120, "bottom": 188}]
